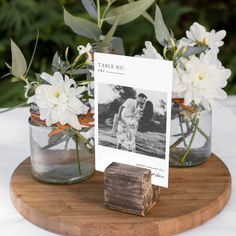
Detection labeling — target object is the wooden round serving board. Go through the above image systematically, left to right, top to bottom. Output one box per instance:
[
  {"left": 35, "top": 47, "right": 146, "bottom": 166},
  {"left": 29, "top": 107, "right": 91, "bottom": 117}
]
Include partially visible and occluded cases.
[{"left": 10, "top": 154, "right": 231, "bottom": 236}]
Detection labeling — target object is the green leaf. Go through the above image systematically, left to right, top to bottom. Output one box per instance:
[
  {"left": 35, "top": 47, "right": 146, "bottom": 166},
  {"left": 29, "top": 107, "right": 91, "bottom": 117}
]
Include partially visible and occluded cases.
[
  {"left": 81, "top": 0, "right": 97, "bottom": 20},
  {"left": 105, "top": 0, "right": 155, "bottom": 25},
  {"left": 127, "top": 0, "right": 154, "bottom": 25},
  {"left": 154, "top": 4, "right": 171, "bottom": 46},
  {"left": 64, "top": 8, "right": 101, "bottom": 40},
  {"left": 142, "top": 11, "right": 155, "bottom": 25},
  {"left": 99, "top": 17, "right": 120, "bottom": 48},
  {"left": 111, "top": 37, "right": 125, "bottom": 55},
  {"left": 10, "top": 39, "right": 27, "bottom": 77},
  {"left": 183, "top": 46, "right": 207, "bottom": 57},
  {"left": 52, "top": 52, "right": 60, "bottom": 68},
  {"left": 11, "top": 77, "right": 21, "bottom": 82},
  {"left": 77, "top": 79, "right": 94, "bottom": 85},
  {"left": 48, "top": 131, "right": 66, "bottom": 145}
]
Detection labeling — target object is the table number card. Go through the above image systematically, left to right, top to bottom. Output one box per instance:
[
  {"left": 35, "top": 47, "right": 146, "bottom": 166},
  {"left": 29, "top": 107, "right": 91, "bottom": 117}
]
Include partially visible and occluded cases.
[{"left": 94, "top": 53, "right": 173, "bottom": 187}]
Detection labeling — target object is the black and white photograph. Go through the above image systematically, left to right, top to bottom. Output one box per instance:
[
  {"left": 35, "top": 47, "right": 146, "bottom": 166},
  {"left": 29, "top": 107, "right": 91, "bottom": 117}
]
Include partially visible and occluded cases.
[{"left": 98, "top": 83, "right": 167, "bottom": 159}]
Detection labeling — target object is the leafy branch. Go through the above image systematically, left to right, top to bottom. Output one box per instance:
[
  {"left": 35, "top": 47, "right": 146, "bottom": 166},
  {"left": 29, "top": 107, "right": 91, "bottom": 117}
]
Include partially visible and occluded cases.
[{"left": 64, "top": 0, "right": 155, "bottom": 49}]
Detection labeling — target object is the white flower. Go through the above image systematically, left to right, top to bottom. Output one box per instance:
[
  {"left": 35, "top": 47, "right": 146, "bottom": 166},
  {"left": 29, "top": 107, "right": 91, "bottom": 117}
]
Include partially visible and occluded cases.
[
  {"left": 179, "top": 22, "right": 226, "bottom": 50},
  {"left": 135, "top": 41, "right": 163, "bottom": 60},
  {"left": 77, "top": 43, "right": 92, "bottom": 64},
  {"left": 173, "top": 50, "right": 231, "bottom": 110},
  {"left": 89, "top": 69, "right": 94, "bottom": 78},
  {"left": 28, "top": 71, "right": 89, "bottom": 130},
  {"left": 24, "top": 81, "right": 39, "bottom": 98},
  {"left": 88, "top": 98, "right": 94, "bottom": 113}
]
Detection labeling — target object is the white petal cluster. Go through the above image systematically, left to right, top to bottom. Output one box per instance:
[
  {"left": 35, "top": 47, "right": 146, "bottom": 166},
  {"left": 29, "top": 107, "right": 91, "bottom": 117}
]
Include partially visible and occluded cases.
[
  {"left": 137, "top": 22, "right": 231, "bottom": 111},
  {"left": 179, "top": 22, "right": 226, "bottom": 50},
  {"left": 135, "top": 41, "right": 163, "bottom": 60},
  {"left": 77, "top": 43, "right": 92, "bottom": 64},
  {"left": 173, "top": 50, "right": 231, "bottom": 110},
  {"left": 28, "top": 71, "right": 89, "bottom": 130}
]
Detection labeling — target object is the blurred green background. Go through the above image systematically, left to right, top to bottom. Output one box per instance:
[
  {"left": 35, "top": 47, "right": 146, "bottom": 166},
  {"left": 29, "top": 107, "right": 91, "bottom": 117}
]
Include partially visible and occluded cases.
[{"left": 0, "top": 0, "right": 236, "bottom": 107}]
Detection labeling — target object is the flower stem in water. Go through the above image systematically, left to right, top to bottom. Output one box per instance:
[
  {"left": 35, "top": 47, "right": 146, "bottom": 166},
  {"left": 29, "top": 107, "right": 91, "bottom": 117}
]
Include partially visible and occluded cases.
[
  {"left": 179, "top": 115, "right": 187, "bottom": 147},
  {"left": 180, "top": 118, "right": 200, "bottom": 164},
  {"left": 75, "top": 134, "right": 81, "bottom": 175}
]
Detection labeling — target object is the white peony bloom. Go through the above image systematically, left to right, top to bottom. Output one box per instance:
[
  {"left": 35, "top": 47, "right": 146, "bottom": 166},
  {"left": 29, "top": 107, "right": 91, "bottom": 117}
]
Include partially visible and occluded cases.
[
  {"left": 178, "top": 22, "right": 226, "bottom": 50},
  {"left": 135, "top": 41, "right": 163, "bottom": 59},
  {"left": 77, "top": 43, "right": 92, "bottom": 64},
  {"left": 173, "top": 50, "right": 231, "bottom": 110},
  {"left": 28, "top": 71, "right": 89, "bottom": 130}
]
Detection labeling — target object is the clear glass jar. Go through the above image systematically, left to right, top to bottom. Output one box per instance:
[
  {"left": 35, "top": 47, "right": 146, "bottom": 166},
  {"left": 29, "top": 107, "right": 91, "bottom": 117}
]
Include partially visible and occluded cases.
[
  {"left": 169, "top": 103, "right": 212, "bottom": 167},
  {"left": 29, "top": 108, "right": 95, "bottom": 184}
]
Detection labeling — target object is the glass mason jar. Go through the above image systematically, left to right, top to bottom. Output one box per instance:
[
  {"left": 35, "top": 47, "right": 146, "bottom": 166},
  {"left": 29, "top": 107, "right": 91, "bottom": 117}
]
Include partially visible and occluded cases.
[
  {"left": 169, "top": 101, "right": 212, "bottom": 167},
  {"left": 29, "top": 106, "right": 95, "bottom": 184}
]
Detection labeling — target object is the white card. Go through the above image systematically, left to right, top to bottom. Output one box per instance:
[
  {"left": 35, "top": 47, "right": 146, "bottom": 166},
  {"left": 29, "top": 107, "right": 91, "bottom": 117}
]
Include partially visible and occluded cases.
[{"left": 94, "top": 53, "right": 173, "bottom": 187}]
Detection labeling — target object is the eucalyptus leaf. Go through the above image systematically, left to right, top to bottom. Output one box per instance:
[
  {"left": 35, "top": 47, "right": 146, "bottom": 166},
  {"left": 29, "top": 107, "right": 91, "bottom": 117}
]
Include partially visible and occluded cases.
[
  {"left": 81, "top": 0, "right": 97, "bottom": 20},
  {"left": 105, "top": 0, "right": 155, "bottom": 25},
  {"left": 127, "top": 0, "right": 154, "bottom": 25},
  {"left": 154, "top": 4, "right": 171, "bottom": 46},
  {"left": 64, "top": 8, "right": 101, "bottom": 40},
  {"left": 142, "top": 11, "right": 155, "bottom": 25},
  {"left": 99, "top": 17, "right": 120, "bottom": 48},
  {"left": 111, "top": 37, "right": 125, "bottom": 55},
  {"left": 10, "top": 39, "right": 27, "bottom": 77},
  {"left": 183, "top": 46, "right": 207, "bottom": 57},
  {"left": 52, "top": 52, "right": 60, "bottom": 68},
  {"left": 68, "top": 68, "right": 90, "bottom": 75},
  {"left": 35, "top": 73, "right": 42, "bottom": 81},
  {"left": 11, "top": 77, "right": 21, "bottom": 82},
  {"left": 77, "top": 79, "right": 94, "bottom": 85},
  {"left": 48, "top": 131, "right": 66, "bottom": 145},
  {"left": 42, "top": 136, "right": 69, "bottom": 149}
]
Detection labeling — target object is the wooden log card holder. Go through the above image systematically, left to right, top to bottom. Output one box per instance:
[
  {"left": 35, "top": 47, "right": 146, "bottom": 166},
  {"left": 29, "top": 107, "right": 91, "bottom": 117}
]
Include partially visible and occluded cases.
[{"left": 104, "top": 162, "right": 160, "bottom": 216}]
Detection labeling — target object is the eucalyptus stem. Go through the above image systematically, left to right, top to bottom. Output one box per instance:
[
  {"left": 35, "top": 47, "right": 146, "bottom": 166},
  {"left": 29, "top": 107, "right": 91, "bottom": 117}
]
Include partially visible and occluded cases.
[
  {"left": 96, "top": 0, "right": 101, "bottom": 28},
  {"left": 100, "top": 1, "right": 112, "bottom": 27},
  {"left": 0, "top": 102, "right": 27, "bottom": 114},
  {"left": 179, "top": 115, "right": 187, "bottom": 147},
  {"left": 189, "top": 117, "right": 209, "bottom": 141},
  {"left": 180, "top": 118, "right": 200, "bottom": 164},
  {"left": 197, "top": 126, "right": 209, "bottom": 141},
  {"left": 170, "top": 127, "right": 193, "bottom": 151},
  {"left": 75, "top": 134, "right": 81, "bottom": 175},
  {"left": 64, "top": 136, "right": 69, "bottom": 150}
]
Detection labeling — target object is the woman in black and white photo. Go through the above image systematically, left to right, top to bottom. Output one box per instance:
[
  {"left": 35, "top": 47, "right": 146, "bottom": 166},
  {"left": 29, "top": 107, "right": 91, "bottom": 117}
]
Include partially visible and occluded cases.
[{"left": 115, "top": 93, "right": 147, "bottom": 152}]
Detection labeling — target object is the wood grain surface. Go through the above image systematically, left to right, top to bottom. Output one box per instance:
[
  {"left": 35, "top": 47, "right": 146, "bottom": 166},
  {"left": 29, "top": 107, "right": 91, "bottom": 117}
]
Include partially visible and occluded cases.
[
  {"left": 10, "top": 154, "right": 231, "bottom": 236},
  {"left": 104, "top": 162, "right": 160, "bottom": 216}
]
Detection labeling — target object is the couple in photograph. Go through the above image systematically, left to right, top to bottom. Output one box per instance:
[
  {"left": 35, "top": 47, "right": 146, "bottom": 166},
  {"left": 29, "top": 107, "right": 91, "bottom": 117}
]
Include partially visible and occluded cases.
[{"left": 110, "top": 93, "right": 154, "bottom": 152}]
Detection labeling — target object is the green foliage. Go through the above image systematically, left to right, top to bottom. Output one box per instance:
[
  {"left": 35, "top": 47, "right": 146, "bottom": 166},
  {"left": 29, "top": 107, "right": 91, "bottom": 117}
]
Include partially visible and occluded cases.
[
  {"left": 0, "top": 0, "right": 236, "bottom": 108},
  {"left": 0, "top": 0, "right": 83, "bottom": 107},
  {"left": 64, "top": 0, "right": 155, "bottom": 49},
  {"left": 105, "top": 0, "right": 155, "bottom": 25},
  {"left": 154, "top": 4, "right": 171, "bottom": 46},
  {"left": 64, "top": 8, "right": 102, "bottom": 40},
  {"left": 99, "top": 17, "right": 120, "bottom": 49},
  {"left": 10, "top": 39, "right": 27, "bottom": 77}
]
